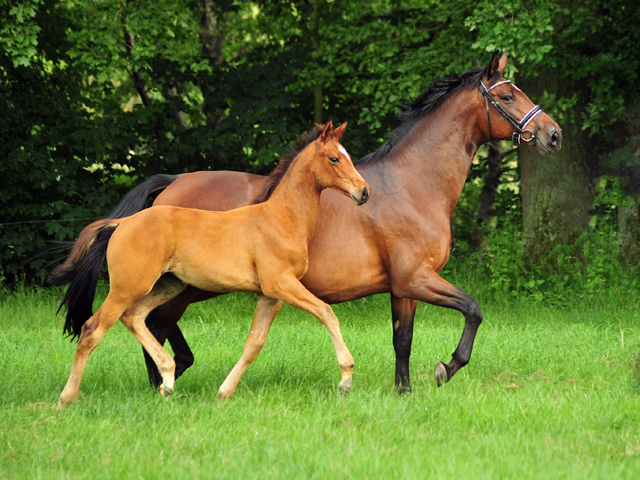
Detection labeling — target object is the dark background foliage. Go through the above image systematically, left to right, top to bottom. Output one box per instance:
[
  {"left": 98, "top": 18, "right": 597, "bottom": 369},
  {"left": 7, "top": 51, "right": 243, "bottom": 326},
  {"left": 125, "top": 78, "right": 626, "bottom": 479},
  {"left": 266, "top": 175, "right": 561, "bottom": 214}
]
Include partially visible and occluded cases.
[{"left": 1, "top": 0, "right": 639, "bottom": 295}]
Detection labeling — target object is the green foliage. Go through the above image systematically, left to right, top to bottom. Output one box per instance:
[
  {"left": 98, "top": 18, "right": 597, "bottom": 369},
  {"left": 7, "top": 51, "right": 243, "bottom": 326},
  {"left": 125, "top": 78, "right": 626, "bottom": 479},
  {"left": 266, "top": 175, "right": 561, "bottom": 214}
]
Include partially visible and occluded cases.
[
  {"left": 2, "top": 0, "right": 640, "bottom": 284},
  {"left": 443, "top": 217, "right": 639, "bottom": 307}
]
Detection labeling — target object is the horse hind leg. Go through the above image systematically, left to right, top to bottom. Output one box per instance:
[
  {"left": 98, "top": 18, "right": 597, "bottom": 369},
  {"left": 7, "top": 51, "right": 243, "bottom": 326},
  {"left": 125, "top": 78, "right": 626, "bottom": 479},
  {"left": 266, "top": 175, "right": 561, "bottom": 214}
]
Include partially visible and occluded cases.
[
  {"left": 121, "top": 274, "right": 187, "bottom": 398},
  {"left": 218, "top": 295, "right": 283, "bottom": 399},
  {"left": 58, "top": 298, "right": 124, "bottom": 407}
]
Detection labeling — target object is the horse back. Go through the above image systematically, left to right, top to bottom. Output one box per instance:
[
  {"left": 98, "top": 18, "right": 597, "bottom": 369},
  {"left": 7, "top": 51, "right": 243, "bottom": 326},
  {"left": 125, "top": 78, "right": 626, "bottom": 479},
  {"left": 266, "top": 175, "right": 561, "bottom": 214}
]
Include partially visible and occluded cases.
[{"left": 153, "top": 171, "right": 265, "bottom": 211}]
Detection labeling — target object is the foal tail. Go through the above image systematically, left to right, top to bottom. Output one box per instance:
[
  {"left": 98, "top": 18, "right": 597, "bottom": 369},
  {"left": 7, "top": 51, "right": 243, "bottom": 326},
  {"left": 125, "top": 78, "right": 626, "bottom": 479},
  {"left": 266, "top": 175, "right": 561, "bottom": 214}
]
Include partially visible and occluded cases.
[
  {"left": 108, "top": 174, "right": 179, "bottom": 219},
  {"left": 48, "top": 219, "right": 120, "bottom": 339}
]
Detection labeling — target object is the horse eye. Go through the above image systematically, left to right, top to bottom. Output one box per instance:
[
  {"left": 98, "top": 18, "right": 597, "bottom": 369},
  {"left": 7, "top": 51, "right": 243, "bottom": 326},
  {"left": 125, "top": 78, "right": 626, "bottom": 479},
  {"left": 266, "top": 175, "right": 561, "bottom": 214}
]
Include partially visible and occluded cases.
[
  {"left": 501, "top": 95, "right": 514, "bottom": 102},
  {"left": 329, "top": 157, "right": 340, "bottom": 164}
]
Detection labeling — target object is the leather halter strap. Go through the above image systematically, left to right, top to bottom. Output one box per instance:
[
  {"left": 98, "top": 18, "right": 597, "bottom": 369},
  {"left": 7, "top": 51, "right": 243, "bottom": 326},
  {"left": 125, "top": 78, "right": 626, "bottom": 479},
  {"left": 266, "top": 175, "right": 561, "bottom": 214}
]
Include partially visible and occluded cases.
[{"left": 479, "top": 79, "right": 544, "bottom": 146}]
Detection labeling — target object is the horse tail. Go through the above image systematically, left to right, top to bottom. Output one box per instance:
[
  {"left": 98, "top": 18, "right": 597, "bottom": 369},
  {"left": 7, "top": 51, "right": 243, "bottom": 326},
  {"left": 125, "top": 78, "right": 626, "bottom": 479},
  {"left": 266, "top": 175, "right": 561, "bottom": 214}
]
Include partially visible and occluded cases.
[
  {"left": 109, "top": 174, "right": 179, "bottom": 219},
  {"left": 47, "top": 219, "right": 120, "bottom": 339}
]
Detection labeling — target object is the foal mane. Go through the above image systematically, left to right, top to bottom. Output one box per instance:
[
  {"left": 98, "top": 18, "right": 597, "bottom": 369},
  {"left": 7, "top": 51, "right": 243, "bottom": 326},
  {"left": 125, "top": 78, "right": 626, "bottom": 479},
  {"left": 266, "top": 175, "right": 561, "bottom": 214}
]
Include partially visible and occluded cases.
[
  {"left": 356, "top": 67, "right": 484, "bottom": 165},
  {"left": 248, "top": 124, "right": 325, "bottom": 205}
]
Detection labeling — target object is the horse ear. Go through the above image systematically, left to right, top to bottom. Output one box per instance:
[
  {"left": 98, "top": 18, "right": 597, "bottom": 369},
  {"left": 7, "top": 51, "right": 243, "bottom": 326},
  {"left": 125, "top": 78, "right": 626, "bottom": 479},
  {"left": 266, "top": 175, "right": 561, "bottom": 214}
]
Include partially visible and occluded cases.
[
  {"left": 483, "top": 50, "right": 502, "bottom": 85},
  {"left": 497, "top": 50, "right": 508, "bottom": 75},
  {"left": 319, "top": 120, "right": 334, "bottom": 143},
  {"left": 332, "top": 122, "right": 347, "bottom": 141}
]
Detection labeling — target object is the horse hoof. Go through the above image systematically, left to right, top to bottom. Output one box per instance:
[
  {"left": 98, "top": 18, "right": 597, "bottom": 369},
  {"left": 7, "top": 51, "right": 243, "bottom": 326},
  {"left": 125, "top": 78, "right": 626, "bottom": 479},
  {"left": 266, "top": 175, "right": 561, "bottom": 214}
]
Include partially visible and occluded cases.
[
  {"left": 434, "top": 362, "right": 448, "bottom": 387},
  {"left": 396, "top": 385, "right": 412, "bottom": 395}
]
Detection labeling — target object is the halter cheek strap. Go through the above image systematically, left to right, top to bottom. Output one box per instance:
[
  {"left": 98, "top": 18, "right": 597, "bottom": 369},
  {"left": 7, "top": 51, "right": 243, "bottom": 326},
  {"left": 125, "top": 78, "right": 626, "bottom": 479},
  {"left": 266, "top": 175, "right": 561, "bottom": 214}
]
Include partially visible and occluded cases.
[{"left": 479, "top": 79, "right": 544, "bottom": 146}]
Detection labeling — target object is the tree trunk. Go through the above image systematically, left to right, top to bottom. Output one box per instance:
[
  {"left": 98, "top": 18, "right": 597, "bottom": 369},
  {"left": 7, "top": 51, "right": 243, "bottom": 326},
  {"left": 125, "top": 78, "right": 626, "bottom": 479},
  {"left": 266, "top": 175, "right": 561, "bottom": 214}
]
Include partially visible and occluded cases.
[
  {"left": 199, "top": 0, "right": 225, "bottom": 127},
  {"left": 309, "top": 0, "right": 323, "bottom": 124},
  {"left": 518, "top": 72, "right": 597, "bottom": 262},
  {"left": 618, "top": 193, "right": 640, "bottom": 263}
]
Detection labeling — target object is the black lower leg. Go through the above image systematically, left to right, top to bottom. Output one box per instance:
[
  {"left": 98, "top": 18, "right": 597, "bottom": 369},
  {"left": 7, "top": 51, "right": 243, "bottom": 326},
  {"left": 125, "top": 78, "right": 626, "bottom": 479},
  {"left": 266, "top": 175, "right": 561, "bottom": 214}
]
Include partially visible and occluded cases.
[
  {"left": 391, "top": 295, "right": 417, "bottom": 394},
  {"left": 443, "top": 296, "right": 483, "bottom": 382},
  {"left": 168, "top": 325, "right": 194, "bottom": 380}
]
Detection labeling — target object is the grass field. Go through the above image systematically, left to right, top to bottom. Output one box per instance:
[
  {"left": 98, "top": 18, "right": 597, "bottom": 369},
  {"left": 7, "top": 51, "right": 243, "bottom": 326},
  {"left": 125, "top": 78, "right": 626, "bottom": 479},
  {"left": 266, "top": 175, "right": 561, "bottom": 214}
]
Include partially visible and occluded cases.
[{"left": 1, "top": 285, "right": 639, "bottom": 479}]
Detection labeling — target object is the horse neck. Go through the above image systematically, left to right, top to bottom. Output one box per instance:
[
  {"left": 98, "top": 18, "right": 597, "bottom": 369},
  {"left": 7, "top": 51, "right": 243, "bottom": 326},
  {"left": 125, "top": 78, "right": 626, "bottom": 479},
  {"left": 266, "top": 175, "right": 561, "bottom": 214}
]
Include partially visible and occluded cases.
[
  {"left": 376, "top": 88, "right": 485, "bottom": 215},
  {"left": 265, "top": 150, "right": 324, "bottom": 241}
]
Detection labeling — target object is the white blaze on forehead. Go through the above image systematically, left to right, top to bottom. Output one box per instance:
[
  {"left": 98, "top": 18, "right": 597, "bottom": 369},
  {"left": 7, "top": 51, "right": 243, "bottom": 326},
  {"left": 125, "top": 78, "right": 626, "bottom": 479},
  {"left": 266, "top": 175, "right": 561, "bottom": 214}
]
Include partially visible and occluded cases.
[
  {"left": 337, "top": 143, "right": 365, "bottom": 181},
  {"left": 338, "top": 144, "right": 351, "bottom": 162}
]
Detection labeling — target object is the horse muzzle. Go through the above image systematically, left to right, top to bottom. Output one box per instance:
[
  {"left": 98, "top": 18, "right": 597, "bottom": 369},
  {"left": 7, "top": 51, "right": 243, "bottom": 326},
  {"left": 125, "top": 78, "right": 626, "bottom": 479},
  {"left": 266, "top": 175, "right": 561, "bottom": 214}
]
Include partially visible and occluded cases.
[{"left": 534, "top": 123, "right": 562, "bottom": 156}]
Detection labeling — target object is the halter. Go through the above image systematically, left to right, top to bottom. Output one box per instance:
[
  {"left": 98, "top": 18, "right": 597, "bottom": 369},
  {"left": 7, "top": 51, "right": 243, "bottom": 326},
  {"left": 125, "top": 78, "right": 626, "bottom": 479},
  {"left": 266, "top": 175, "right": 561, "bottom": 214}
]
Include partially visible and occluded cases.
[{"left": 479, "top": 79, "right": 544, "bottom": 146}]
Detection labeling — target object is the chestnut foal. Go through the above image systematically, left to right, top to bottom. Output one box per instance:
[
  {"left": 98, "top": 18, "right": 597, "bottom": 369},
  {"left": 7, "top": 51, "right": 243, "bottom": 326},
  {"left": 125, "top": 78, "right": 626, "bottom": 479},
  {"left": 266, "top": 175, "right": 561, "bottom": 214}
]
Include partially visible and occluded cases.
[{"left": 50, "top": 121, "right": 370, "bottom": 406}]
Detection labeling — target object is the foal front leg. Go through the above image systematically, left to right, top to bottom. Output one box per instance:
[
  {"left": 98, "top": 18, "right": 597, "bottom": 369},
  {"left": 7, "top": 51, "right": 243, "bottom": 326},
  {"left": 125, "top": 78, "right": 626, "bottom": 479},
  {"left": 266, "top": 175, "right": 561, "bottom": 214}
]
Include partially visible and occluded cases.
[
  {"left": 264, "top": 277, "right": 355, "bottom": 394},
  {"left": 218, "top": 295, "right": 283, "bottom": 399}
]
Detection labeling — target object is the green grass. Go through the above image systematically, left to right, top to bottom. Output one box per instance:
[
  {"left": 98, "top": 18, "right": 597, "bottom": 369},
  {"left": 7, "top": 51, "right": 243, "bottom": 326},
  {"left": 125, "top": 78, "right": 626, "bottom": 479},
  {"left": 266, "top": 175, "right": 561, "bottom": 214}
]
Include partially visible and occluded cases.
[{"left": 1, "top": 286, "right": 639, "bottom": 479}]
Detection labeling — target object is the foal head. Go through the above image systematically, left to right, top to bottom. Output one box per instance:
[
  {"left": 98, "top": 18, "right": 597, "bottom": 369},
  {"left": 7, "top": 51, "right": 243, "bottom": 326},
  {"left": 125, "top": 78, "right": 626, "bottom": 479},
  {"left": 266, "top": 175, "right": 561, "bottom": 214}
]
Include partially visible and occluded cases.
[
  {"left": 478, "top": 51, "right": 562, "bottom": 156},
  {"left": 312, "top": 121, "right": 370, "bottom": 206}
]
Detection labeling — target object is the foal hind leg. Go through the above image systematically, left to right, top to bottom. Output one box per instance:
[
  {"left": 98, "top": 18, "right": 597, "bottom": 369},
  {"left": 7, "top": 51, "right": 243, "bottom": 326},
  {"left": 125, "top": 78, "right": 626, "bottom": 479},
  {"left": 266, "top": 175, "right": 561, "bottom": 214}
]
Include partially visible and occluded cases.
[
  {"left": 393, "top": 266, "right": 483, "bottom": 387},
  {"left": 123, "top": 274, "right": 187, "bottom": 397},
  {"left": 264, "top": 277, "right": 354, "bottom": 393},
  {"left": 391, "top": 294, "right": 418, "bottom": 394},
  {"left": 218, "top": 295, "right": 283, "bottom": 399},
  {"left": 58, "top": 297, "right": 125, "bottom": 407}
]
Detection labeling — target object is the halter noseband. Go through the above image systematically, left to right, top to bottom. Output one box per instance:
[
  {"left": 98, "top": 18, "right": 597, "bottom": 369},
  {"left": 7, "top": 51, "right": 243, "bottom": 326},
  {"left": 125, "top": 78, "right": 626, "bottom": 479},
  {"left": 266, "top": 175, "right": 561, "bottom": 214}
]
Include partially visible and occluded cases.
[{"left": 479, "top": 79, "right": 544, "bottom": 146}]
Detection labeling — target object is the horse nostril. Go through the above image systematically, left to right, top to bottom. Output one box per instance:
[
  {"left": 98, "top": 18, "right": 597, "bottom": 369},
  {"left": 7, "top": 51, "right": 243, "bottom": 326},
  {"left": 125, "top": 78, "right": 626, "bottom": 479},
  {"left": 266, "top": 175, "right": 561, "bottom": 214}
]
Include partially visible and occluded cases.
[
  {"left": 551, "top": 129, "right": 559, "bottom": 147},
  {"left": 362, "top": 187, "right": 369, "bottom": 202}
]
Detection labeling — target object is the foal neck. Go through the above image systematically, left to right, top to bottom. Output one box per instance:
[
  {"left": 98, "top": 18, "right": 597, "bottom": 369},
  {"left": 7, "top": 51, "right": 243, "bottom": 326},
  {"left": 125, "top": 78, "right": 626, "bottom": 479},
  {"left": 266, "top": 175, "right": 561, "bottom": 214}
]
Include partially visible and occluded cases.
[{"left": 264, "top": 146, "right": 325, "bottom": 239}]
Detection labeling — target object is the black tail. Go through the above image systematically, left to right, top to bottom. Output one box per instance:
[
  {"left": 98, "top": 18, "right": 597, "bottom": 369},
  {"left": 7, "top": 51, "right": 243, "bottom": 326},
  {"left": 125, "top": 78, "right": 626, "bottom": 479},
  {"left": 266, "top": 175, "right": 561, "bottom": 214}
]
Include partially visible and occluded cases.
[
  {"left": 47, "top": 174, "right": 177, "bottom": 339},
  {"left": 109, "top": 174, "right": 179, "bottom": 219},
  {"left": 48, "top": 220, "right": 119, "bottom": 339}
]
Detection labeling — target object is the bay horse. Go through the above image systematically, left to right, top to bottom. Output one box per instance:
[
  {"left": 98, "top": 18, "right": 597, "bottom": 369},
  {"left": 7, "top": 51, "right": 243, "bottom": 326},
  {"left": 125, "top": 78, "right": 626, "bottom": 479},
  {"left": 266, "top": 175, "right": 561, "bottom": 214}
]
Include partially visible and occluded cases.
[
  {"left": 59, "top": 51, "right": 562, "bottom": 394},
  {"left": 49, "top": 121, "right": 370, "bottom": 406}
]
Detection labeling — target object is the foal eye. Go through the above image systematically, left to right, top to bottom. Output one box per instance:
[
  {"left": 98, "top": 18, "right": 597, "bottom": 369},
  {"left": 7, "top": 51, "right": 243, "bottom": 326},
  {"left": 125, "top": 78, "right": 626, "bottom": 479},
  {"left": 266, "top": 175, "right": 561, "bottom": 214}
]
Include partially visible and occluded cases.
[{"left": 329, "top": 157, "right": 340, "bottom": 164}]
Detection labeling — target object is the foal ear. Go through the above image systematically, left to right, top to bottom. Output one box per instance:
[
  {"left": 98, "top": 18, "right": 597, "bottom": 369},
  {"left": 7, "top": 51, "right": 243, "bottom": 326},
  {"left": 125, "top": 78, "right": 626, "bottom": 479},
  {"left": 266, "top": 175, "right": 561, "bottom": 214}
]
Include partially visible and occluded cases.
[
  {"left": 483, "top": 50, "right": 503, "bottom": 85},
  {"left": 319, "top": 120, "right": 334, "bottom": 143},
  {"left": 332, "top": 122, "right": 347, "bottom": 141}
]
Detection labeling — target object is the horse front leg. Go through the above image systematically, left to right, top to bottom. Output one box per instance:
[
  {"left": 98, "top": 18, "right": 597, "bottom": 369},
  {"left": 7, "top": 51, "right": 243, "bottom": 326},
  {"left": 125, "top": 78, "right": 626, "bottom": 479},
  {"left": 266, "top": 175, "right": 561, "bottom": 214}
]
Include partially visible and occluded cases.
[
  {"left": 393, "top": 266, "right": 483, "bottom": 386},
  {"left": 390, "top": 294, "right": 418, "bottom": 394}
]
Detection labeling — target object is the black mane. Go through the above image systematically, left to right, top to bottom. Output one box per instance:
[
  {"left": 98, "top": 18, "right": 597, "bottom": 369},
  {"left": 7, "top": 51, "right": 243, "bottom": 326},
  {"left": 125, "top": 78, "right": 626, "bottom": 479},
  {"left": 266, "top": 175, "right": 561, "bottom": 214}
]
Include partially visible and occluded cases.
[
  {"left": 356, "top": 67, "right": 484, "bottom": 164},
  {"left": 249, "top": 124, "right": 325, "bottom": 205}
]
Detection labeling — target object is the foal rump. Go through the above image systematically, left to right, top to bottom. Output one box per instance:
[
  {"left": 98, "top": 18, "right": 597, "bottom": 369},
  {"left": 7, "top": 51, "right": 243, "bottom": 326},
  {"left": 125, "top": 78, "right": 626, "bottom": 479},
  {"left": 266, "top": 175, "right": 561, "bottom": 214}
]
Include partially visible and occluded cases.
[{"left": 48, "top": 219, "right": 120, "bottom": 339}]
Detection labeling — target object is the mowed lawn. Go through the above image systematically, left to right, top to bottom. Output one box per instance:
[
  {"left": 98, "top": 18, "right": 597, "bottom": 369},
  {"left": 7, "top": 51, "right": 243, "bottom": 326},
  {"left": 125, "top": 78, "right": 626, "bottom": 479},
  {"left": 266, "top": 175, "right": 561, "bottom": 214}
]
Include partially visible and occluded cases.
[{"left": 1, "top": 286, "right": 639, "bottom": 479}]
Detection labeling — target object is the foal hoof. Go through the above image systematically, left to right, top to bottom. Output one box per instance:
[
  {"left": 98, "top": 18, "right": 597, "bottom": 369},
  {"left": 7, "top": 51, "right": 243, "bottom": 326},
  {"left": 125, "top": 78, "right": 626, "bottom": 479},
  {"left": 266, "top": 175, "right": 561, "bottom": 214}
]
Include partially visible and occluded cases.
[
  {"left": 434, "top": 362, "right": 448, "bottom": 387},
  {"left": 338, "top": 378, "right": 352, "bottom": 394},
  {"left": 159, "top": 384, "right": 173, "bottom": 398}
]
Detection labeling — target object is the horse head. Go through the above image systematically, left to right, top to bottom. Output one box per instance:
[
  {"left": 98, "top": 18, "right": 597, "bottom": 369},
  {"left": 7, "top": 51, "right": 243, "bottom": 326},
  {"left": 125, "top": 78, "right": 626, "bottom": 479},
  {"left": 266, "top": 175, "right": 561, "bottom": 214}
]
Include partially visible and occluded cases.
[{"left": 479, "top": 51, "right": 562, "bottom": 156}]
